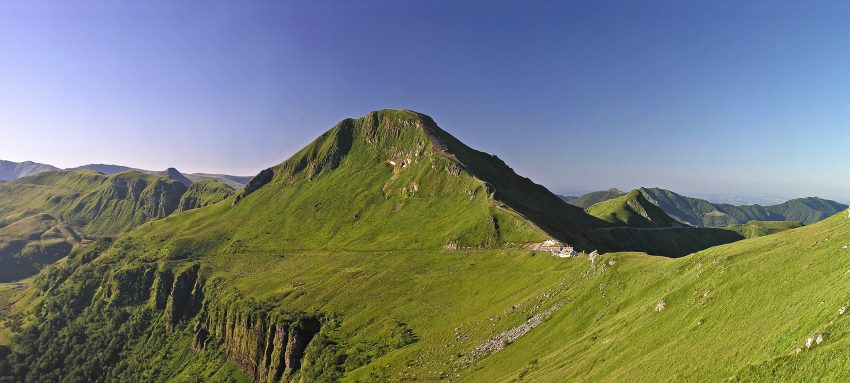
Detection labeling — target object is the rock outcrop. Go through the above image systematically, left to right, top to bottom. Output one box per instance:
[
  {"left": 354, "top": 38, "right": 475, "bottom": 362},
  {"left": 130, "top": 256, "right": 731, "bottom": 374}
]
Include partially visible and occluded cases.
[
  {"left": 234, "top": 168, "right": 275, "bottom": 205},
  {"left": 118, "top": 263, "right": 325, "bottom": 382},
  {"left": 164, "top": 264, "right": 204, "bottom": 328},
  {"left": 192, "top": 306, "right": 321, "bottom": 383}
]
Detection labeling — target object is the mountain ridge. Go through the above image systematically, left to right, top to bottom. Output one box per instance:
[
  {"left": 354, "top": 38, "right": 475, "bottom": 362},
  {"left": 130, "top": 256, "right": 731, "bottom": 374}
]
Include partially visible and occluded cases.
[
  {"left": 0, "top": 160, "right": 59, "bottom": 180},
  {"left": 3, "top": 161, "right": 251, "bottom": 189},
  {"left": 0, "top": 169, "right": 237, "bottom": 281},
  {"left": 569, "top": 187, "right": 846, "bottom": 227},
  {"left": 638, "top": 187, "right": 846, "bottom": 227}
]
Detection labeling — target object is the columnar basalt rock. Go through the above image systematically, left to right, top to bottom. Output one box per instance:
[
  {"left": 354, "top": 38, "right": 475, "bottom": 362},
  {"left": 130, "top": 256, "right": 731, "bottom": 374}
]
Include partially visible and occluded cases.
[
  {"left": 144, "top": 264, "right": 325, "bottom": 382},
  {"left": 164, "top": 264, "right": 203, "bottom": 328},
  {"left": 106, "top": 265, "right": 156, "bottom": 307},
  {"left": 150, "top": 268, "right": 174, "bottom": 310},
  {"left": 193, "top": 303, "right": 322, "bottom": 383}
]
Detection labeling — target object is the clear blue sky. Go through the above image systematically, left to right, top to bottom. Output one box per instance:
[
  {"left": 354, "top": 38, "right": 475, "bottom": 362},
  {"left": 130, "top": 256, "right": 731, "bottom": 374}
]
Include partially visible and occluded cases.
[{"left": 2, "top": 1, "right": 850, "bottom": 199}]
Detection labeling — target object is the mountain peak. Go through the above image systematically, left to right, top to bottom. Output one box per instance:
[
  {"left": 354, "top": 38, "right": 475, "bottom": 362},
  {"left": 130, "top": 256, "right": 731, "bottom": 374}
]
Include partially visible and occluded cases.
[
  {"left": 231, "top": 109, "right": 606, "bottom": 249},
  {"left": 234, "top": 109, "right": 449, "bottom": 203},
  {"left": 161, "top": 167, "right": 193, "bottom": 187},
  {"left": 587, "top": 189, "right": 683, "bottom": 228}
]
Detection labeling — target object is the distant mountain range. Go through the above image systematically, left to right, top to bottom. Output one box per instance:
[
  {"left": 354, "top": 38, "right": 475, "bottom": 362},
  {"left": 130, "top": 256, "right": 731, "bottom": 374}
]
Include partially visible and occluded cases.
[
  {"left": 0, "top": 160, "right": 251, "bottom": 188},
  {"left": 0, "top": 160, "right": 59, "bottom": 180},
  {"left": 0, "top": 168, "right": 237, "bottom": 281},
  {"left": 564, "top": 187, "right": 847, "bottom": 227}
]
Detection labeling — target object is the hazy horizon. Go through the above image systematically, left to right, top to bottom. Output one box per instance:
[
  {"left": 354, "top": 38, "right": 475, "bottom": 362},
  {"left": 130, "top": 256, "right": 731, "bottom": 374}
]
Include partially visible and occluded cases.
[{"left": 3, "top": 1, "right": 850, "bottom": 199}]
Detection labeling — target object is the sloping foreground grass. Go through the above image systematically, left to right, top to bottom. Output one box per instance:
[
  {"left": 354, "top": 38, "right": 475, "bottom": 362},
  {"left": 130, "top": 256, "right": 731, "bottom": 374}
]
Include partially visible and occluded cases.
[
  {"left": 147, "top": 212, "right": 850, "bottom": 381},
  {"left": 5, "top": 213, "right": 850, "bottom": 382},
  {"left": 465, "top": 213, "right": 850, "bottom": 382},
  {"left": 202, "top": 249, "right": 584, "bottom": 382}
]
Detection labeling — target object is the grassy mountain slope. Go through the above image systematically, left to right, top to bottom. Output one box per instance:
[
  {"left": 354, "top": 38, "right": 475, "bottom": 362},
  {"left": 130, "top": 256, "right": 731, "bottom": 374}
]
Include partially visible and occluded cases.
[
  {"left": 227, "top": 109, "right": 608, "bottom": 251},
  {"left": 0, "top": 110, "right": 765, "bottom": 382},
  {"left": 226, "top": 110, "right": 733, "bottom": 255},
  {"left": 0, "top": 161, "right": 58, "bottom": 181},
  {"left": 66, "top": 164, "right": 251, "bottom": 189},
  {"left": 67, "top": 164, "right": 251, "bottom": 188},
  {"left": 0, "top": 170, "right": 188, "bottom": 236},
  {"left": 0, "top": 170, "right": 194, "bottom": 281},
  {"left": 178, "top": 180, "right": 235, "bottom": 211},
  {"left": 639, "top": 187, "right": 846, "bottom": 227},
  {"left": 564, "top": 188, "right": 626, "bottom": 209},
  {"left": 586, "top": 189, "right": 682, "bottom": 228},
  {"left": 4, "top": 209, "right": 849, "bottom": 382},
  {"left": 465, "top": 212, "right": 850, "bottom": 382},
  {"left": 0, "top": 214, "right": 80, "bottom": 282},
  {"left": 720, "top": 220, "right": 803, "bottom": 239}
]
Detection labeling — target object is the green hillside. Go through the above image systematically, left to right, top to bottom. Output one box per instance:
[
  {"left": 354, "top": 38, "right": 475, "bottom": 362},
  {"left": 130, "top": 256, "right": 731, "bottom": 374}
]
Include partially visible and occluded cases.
[
  {"left": 0, "top": 110, "right": 760, "bottom": 383},
  {"left": 66, "top": 163, "right": 135, "bottom": 174},
  {"left": 0, "top": 170, "right": 235, "bottom": 281},
  {"left": 0, "top": 170, "right": 188, "bottom": 236},
  {"left": 178, "top": 180, "right": 235, "bottom": 211},
  {"left": 569, "top": 187, "right": 845, "bottom": 228},
  {"left": 564, "top": 188, "right": 626, "bottom": 208},
  {"left": 586, "top": 189, "right": 683, "bottom": 228},
  {"left": 3, "top": 197, "right": 850, "bottom": 381},
  {"left": 766, "top": 197, "right": 846, "bottom": 225},
  {"left": 458, "top": 212, "right": 850, "bottom": 382},
  {"left": 0, "top": 214, "right": 80, "bottom": 282},
  {"left": 720, "top": 220, "right": 804, "bottom": 239}
]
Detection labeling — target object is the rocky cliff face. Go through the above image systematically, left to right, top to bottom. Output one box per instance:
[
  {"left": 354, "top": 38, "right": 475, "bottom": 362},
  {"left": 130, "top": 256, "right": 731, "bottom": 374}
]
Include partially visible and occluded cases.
[
  {"left": 74, "top": 171, "right": 188, "bottom": 234},
  {"left": 104, "top": 262, "right": 323, "bottom": 383},
  {"left": 164, "top": 264, "right": 204, "bottom": 328},
  {"left": 192, "top": 304, "right": 321, "bottom": 383}
]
